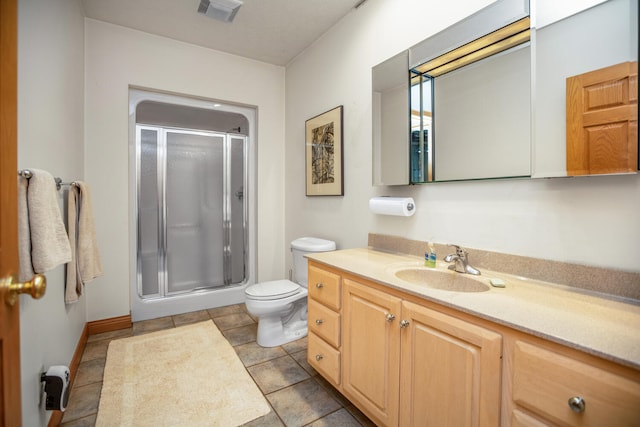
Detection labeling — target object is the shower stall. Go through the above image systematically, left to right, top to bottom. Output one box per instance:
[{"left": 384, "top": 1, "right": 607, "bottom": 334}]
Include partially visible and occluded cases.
[{"left": 129, "top": 89, "right": 256, "bottom": 321}]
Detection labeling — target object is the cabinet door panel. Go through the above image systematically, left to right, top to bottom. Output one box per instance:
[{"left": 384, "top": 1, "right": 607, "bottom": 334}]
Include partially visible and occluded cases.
[
  {"left": 343, "top": 278, "right": 402, "bottom": 427},
  {"left": 400, "top": 301, "right": 502, "bottom": 427}
]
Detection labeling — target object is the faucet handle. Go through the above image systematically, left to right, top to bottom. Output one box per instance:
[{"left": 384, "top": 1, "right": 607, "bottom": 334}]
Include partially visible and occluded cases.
[{"left": 447, "top": 244, "right": 466, "bottom": 257}]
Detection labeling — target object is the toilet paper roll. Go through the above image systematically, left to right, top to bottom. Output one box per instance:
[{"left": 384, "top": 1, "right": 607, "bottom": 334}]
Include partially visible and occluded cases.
[{"left": 369, "top": 197, "right": 416, "bottom": 216}]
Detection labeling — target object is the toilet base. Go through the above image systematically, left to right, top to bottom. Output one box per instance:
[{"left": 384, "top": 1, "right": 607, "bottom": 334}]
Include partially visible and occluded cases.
[{"left": 256, "top": 314, "right": 308, "bottom": 347}]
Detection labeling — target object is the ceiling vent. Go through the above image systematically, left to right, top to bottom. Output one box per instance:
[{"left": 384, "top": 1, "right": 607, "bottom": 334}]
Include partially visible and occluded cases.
[{"left": 197, "top": 0, "right": 243, "bottom": 23}]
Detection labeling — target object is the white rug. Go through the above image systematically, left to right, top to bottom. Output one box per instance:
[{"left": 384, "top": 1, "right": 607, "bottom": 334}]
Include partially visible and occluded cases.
[{"left": 96, "top": 320, "right": 270, "bottom": 426}]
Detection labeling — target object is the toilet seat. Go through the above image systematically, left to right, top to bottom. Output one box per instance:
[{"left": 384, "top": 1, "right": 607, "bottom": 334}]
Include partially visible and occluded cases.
[{"left": 245, "top": 280, "right": 301, "bottom": 301}]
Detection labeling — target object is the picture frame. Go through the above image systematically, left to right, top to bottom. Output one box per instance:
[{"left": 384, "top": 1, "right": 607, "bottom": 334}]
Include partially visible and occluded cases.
[{"left": 305, "top": 105, "right": 344, "bottom": 196}]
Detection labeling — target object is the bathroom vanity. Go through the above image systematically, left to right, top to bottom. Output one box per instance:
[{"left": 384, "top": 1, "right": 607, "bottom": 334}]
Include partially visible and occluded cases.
[{"left": 306, "top": 248, "right": 640, "bottom": 427}]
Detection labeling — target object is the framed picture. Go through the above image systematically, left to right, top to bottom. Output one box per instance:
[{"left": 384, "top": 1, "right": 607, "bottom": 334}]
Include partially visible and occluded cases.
[{"left": 305, "top": 105, "right": 344, "bottom": 196}]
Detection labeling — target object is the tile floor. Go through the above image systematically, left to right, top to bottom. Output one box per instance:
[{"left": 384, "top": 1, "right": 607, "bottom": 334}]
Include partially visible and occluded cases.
[{"left": 59, "top": 304, "right": 375, "bottom": 427}]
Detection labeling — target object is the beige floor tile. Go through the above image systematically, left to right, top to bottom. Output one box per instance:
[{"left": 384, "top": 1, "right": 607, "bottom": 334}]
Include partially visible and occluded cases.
[
  {"left": 207, "top": 303, "right": 245, "bottom": 318},
  {"left": 172, "top": 310, "right": 211, "bottom": 327},
  {"left": 213, "top": 312, "right": 255, "bottom": 331},
  {"left": 132, "top": 316, "right": 174, "bottom": 335},
  {"left": 222, "top": 323, "right": 258, "bottom": 346},
  {"left": 87, "top": 327, "right": 133, "bottom": 343},
  {"left": 282, "top": 336, "right": 307, "bottom": 354},
  {"left": 80, "top": 339, "right": 110, "bottom": 363},
  {"left": 234, "top": 341, "right": 287, "bottom": 367},
  {"left": 290, "top": 349, "right": 317, "bottom": 376},
  {"left": 248, "top": 355, "right": 310, "bottom": 394},
  {"left": 74, "top": 358, "right": 105, "bottom": 387},
  {"left": 313, "top": 375, "right": 352, "bottom": 408},
  {"left": 266, "top": 378, "right": 341, "bottom": 427},
  {"left": 61, "top": 382, "right": 102, "bottom": 424},
  {"left": 344, "top": 404, "right": 377, "bottom": 427},
  {"left": 240, "top": 407, "right": 284, "bottom": 427},
  {"left": 306, "top": 408, "right": 362, "bottom": 426},
  {"left": 60, "top": 413, "right": 97, "bottom": 427}
]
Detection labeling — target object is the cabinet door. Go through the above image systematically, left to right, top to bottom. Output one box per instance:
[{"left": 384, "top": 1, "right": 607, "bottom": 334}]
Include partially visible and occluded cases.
[
  {"left": 566, "top": 61, "right": 638, "bottom": 175},
  {"left": 342, "top": 278, "right": 402, "bottom": 427},
  {"left": 400, "top": 301, "right": 502, "bottom": 427}
]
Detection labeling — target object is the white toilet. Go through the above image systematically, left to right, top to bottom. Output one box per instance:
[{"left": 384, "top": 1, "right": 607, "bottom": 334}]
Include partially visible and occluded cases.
[{"left": 245, "top": 237, "right": 336, "bottom": 347}]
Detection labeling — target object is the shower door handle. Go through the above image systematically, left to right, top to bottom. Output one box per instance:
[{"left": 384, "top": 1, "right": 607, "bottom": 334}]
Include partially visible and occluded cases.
[{"left": 235, "top": 189, "right": 243, "bottom": 200}]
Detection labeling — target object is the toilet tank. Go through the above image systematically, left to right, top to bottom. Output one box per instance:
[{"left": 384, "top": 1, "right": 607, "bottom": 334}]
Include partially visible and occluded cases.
[{"left": 291, "top": 237, "right": 336, "bottom": 287}]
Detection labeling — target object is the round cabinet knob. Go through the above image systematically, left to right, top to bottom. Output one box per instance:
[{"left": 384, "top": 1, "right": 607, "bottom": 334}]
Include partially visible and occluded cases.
[
  {"left": 1, "top": 274, "right": 47, "bottom": 306},
  {"left": 315, "top": 283, "right": 324, "bottom": 289},
  {"left": 385, "top": 313, "right": 396, "bottom": 322},
  {"left": 315, "top": 319, "right": 324, "bottom": 325},
  {"left": 399, "top": 320, "right": 410, "bottom": 329},
  {"left": 315, "top": 354, "right": 324, "bottom": 361},
  {"left": 568, "top": 396, "right": 586, "bottom": 413}
]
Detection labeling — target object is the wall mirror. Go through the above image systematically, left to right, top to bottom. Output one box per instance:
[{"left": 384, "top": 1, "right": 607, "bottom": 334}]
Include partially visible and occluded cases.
[
  {"left": 371, "top": 0, "right": 638, "bottom": 185},
  {"left": 409, "top": 0, "right": 531, "bottom": 183},
  {"left": 372, "top": 51, "right": 410, "bottom": 185}
]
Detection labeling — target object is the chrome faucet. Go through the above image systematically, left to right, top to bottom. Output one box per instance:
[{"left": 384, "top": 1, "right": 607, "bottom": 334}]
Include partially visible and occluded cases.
[{"left": 444, "top": 245, "right": 481, "bottom": 275}]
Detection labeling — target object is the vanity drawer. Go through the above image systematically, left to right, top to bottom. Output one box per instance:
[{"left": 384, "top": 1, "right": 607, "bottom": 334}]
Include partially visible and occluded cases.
[
  {"left": 308, "top": 265, "right": 341, "bottom": 310},
  {"left": 308, "top": 299, "right": 340, "bottom": 347},
  {"left": 308, "top": 332, "right": 340, "bottom": 386},
  {"left": 512, "top": 340, "right": 640, "bottom": 426}
]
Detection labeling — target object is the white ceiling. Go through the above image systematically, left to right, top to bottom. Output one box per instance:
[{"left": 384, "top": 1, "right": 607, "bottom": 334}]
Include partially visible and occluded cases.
[{"left": 81, "top": 0, "right": 364, "bottom": 66}]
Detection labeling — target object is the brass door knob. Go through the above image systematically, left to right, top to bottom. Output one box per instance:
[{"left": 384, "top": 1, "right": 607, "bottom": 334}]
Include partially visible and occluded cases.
[{"left": 1, "top": 274, "right": 47, "bottom": 306}]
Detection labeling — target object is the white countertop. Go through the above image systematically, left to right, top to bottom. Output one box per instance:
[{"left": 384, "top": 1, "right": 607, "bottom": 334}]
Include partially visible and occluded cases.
[{"left": 307, "top": 248, "right": 640, "bottom": 369}]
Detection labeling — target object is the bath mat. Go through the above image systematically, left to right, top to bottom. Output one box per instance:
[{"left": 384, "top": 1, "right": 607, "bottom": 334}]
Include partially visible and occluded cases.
[{"left": 96, "top": 320, "right": 270, "bottom": 426}]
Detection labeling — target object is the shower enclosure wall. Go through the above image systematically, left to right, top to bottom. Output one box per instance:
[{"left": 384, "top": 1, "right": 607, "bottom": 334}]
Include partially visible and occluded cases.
[{"left": 129, "top": 89, "right": 256, "bottom": 321}]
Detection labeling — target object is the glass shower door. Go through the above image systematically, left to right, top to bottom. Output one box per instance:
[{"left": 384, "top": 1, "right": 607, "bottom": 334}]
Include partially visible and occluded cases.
[
  {"left": 137, "top": 126, "right": 246, "bottom": 299},
  {"left": 165, "top": 130, "right": 225, "bottom": 294}
]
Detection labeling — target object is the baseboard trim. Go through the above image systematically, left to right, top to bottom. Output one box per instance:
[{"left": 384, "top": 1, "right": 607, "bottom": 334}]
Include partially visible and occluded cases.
[
  {"left": 47, "top": 314, "right": 132, "bottom": 427},
  {"left": 87, "top": 314, "right": 132, "bottom": 336},
  {"left": 47, "top": 323, "right": 88, "bottom": 427}
]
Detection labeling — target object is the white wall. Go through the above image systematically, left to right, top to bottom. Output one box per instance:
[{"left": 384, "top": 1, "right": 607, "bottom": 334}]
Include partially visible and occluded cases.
[
  {"left": 17, "top": 0, "right": 86, "bottom": 425},
  {"left": 285, "top": 0, "right": 640, "bottom": 272},
  {"left": 84, "top": 20, "right": 286, "bottom": 321}
]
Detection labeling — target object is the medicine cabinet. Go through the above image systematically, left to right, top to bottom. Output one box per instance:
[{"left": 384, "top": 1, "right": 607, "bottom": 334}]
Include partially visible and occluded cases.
[{"left": 372, "top": 0, "right": 638, "bottom": 185}]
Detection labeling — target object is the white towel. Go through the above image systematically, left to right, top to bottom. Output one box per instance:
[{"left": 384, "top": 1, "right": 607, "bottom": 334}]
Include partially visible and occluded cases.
[
  {"left": 18, "top": 169, "right": 72, "bottom": 282},
  {"left": 18, "top": 177, "right": 34, "bottom": 281},
  {"left": 65, "top": 181, "right": 103, "bottom": 304}
]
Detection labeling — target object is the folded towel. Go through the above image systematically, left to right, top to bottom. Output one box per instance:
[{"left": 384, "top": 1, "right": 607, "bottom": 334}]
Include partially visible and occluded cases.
[
  {"left": 18, "top": 169, "right": 72, "bottom": 282},
  {"left": 18, "top": 177, "right": 34, "bottom": 281},
  {"left": 66, "top": 181, "right": 103, "bottom": 304}
]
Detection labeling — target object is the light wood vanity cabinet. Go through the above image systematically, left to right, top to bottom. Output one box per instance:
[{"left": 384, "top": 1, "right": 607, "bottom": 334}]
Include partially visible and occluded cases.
[
  {"left": 307, "top": 261, "right": 640, "bottom": 426},
  {"left": 310, "top": 261, "right": 502, "bottom": 427},
  {"left": 307, "top": 264, "right": 342, "bottom": 386}
]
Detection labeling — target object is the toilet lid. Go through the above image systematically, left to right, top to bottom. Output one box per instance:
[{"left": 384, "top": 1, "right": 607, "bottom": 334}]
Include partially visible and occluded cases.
[{"left": 245, "top": 280, "right": 301, "bottom": 301}]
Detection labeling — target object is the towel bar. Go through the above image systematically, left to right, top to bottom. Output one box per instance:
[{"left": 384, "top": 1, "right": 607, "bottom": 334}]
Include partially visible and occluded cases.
[{"left": 19, "top": 169, "right": 76, "bottom": 190}]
